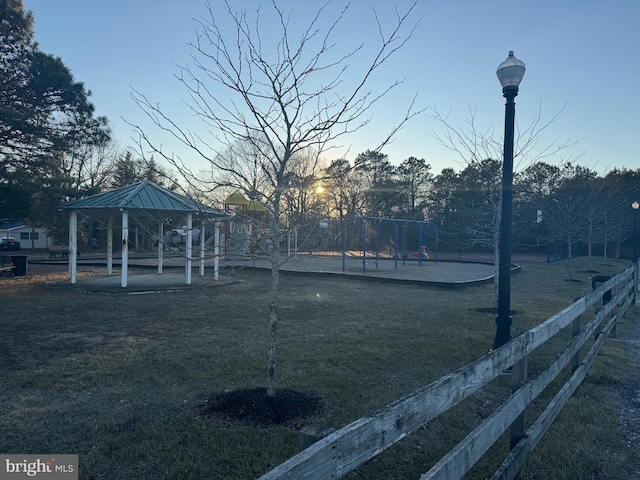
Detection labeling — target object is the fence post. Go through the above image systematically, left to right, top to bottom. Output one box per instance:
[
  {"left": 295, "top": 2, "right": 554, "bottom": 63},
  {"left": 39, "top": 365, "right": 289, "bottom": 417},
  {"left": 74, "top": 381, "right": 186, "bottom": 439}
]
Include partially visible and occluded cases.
[
  {"left": 633, "top": 260, "right": 640, "bottom": 305},
  {"left": 592, "top": 276, "right": 611, "bottom": 342},
  {"left": 610, "top": 279, "right": 620, "bottom": 339},
  {"left": 571, "top": 297, "right": 582, "bottom": 374},
  {"left": 594, "top": 297, "right": 602, "bottom": 343},
  {"left": 510, "top": 329, "right": 528, "bottom": 450},
  {"left": 298, "top": 426, "right": 334, "bottom": 452}
]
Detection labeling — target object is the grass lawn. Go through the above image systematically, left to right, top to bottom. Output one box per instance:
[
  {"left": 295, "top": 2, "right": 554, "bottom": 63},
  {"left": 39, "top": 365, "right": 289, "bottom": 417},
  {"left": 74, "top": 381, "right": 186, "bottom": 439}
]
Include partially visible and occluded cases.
[{"left": 1, "top": 256, "right": 639, "bottom": 479}]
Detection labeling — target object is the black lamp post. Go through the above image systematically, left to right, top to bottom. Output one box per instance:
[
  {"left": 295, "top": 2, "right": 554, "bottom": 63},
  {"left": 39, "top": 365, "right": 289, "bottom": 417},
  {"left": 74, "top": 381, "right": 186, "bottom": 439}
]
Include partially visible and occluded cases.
[
  {"left": 493, "top": 51, "right": 526, "bottom": 350},
  {"left": 632, "top": 201, "right": 639, "bottom": 263}
]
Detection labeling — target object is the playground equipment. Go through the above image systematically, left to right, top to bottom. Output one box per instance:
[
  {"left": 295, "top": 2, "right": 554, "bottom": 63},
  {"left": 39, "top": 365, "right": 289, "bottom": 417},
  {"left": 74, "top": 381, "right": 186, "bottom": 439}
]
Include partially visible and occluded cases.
[
  {"left": 223, "top": 192, "right": 303, "bottom": 258},
  {"left": 224, "top": 192, "right": 270, "bottom": 257},
  {"left": 341, "top": 216, "right": 439, "bottom": 273}
]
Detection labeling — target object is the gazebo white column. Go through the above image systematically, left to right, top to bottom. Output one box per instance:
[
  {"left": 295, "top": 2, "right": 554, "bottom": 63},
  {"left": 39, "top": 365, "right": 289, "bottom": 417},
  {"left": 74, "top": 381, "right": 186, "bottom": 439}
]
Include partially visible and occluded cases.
[
  {"left": 69, "top": 210, "right": 78, "bottom": 284},
  {"left": 121, "top": 210, "right": 129, "bottom": 288},
  {"left": 185, "top": 213, "right": 193, "bottom": 285},
  {"left": 107, "top": 215, "right": 113, "bottom": 276},
  {"left": 199, "top": 218, "right": 206, "bottom": 277},
  {"left": 158, "top": 220, "right": 164, "bottom": 274},
  {"left": 214, "top": 221, "right": 220, "bottom": 281}
]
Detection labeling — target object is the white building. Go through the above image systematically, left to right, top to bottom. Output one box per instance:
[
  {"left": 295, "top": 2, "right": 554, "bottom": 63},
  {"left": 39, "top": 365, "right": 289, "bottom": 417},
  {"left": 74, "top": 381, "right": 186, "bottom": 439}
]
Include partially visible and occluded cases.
[{"left": 0, "top": 220, "right": 53, "bottom": 250}]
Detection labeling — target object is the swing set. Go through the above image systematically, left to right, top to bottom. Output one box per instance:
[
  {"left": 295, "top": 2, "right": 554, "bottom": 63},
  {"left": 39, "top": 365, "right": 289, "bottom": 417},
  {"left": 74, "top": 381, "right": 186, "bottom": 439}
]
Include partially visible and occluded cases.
[{"left": 341, "top": 216, "right": 439, "bottom": 273}]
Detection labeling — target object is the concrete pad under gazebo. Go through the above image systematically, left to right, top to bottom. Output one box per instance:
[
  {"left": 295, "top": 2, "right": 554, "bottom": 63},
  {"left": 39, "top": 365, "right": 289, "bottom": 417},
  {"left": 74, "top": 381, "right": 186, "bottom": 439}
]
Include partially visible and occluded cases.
[{"left": 60, "top": 181, "right": 232, "bottom": 287}]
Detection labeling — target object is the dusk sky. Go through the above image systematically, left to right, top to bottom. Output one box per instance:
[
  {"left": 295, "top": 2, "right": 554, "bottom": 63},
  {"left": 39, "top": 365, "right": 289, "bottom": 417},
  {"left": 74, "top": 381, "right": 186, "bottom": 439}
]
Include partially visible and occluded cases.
[{"left": 22, "top": 0, "right": 640, "bottom": 176}]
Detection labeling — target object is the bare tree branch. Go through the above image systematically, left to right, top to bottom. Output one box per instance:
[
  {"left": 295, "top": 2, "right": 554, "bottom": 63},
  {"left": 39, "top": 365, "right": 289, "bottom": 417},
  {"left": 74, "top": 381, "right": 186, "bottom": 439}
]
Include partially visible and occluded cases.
[{"left": 428, "top": 101, "right": 581, "bottom": 172}]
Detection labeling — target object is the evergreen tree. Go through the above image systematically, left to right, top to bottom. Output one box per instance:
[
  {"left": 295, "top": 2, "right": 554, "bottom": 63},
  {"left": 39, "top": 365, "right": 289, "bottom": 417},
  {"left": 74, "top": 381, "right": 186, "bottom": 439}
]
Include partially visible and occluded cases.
[
  {"left": 0, "top": 0, "right": 109, "bottom": 218},
  {"left": 354, "top": 150, "right": 400, "bottom": 217},
  {"left": 111, "top": 152, "right": 143, "bottom": 188},
  {"left": 397, "top": 156, "right": 431, "bottom": 219}
]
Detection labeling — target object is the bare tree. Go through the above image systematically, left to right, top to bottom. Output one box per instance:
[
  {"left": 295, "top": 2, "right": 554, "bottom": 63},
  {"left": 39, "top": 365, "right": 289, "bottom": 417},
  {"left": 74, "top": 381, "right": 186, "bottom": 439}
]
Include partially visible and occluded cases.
[
  {"left": 129, "top": 0, "right": 422, "bottom": 396},
  {"left": 429, "top": 102, "right": 579, "bottom": 172},
  {"left": 428, "top": 104, "right": 580, "bottom": 307},
  {"left": 281, "top": 149, "right": 327, "bottom": 231},
  {"left": 322, "top": 158, "right": 365, "bottom": 221},
  {"left": 545, "top": 164, "right": 597, "bottom": 280}
]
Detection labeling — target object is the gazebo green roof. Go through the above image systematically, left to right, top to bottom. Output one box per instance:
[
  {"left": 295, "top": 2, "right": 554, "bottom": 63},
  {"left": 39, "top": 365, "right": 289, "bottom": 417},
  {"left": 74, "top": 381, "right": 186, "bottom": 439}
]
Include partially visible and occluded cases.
[{"left": 61, "top": 181, "right": 229, "bottom": 217}]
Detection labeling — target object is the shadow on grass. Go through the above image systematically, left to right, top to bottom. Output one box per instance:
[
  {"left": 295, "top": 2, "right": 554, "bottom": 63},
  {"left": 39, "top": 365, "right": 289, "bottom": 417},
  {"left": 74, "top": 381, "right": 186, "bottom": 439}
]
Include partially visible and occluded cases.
[{"left": 470, "top": 307, "right": 521, "bottom": 315}]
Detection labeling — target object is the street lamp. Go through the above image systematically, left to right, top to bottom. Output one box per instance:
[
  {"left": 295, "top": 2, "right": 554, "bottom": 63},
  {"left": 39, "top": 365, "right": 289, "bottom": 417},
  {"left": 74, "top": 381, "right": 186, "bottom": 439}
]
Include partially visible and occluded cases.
[
  {"left": 493, "top": 51, "right": 526, "bottom": 350},
  {"left": 632, "top": 201, "right": 639, "bottom": 263}
]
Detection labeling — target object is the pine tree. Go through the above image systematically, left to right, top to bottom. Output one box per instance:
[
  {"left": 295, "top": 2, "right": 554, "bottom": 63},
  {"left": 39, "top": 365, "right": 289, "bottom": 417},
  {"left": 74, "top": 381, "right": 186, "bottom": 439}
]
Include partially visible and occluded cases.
[{"left": 0, "top": 0, "right": 109, "bottom": 218}]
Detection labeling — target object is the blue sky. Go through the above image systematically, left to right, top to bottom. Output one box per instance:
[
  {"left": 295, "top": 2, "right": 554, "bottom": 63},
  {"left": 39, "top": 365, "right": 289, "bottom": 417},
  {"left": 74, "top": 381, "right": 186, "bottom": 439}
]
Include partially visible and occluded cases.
[{"left": 22, "top": 0, "right": 640, "bottom": 176}]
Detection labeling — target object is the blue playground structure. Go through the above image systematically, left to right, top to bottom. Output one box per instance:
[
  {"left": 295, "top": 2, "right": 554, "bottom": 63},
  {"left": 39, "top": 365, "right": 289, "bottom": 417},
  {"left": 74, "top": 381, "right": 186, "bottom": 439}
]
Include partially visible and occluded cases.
[{"left": 341, "top": 216, "right": 439, "bottom": 273}]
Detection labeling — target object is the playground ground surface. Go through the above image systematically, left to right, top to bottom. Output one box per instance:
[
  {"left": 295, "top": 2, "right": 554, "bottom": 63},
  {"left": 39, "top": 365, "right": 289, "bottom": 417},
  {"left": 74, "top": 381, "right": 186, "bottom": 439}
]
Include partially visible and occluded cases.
[{"left": 30, "top": 251, "right": 549, "bottom": 293}]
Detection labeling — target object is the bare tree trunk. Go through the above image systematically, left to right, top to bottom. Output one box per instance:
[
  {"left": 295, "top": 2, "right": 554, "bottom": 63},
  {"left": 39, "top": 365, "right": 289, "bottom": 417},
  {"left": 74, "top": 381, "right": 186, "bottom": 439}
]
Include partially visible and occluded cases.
[
  {"left": 567, "top": 235, "right": 574, "bottom": 280},
  {"left": 267, "top": 245, "right": 280, "bottom": 397}
]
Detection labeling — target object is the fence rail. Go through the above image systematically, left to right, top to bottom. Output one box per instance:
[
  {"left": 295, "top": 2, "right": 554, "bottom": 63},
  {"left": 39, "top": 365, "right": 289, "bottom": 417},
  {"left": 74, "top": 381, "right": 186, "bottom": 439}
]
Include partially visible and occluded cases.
[{"left": 258, "top": 265, "right": 637, "bottom": 480}]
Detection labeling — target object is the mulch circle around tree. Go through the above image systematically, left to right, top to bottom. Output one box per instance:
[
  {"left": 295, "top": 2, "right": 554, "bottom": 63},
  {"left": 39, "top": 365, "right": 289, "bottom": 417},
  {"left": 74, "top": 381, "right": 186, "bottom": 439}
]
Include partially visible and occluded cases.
[{"left": 201, "top": 388, "right": 325, "bottom": 427}]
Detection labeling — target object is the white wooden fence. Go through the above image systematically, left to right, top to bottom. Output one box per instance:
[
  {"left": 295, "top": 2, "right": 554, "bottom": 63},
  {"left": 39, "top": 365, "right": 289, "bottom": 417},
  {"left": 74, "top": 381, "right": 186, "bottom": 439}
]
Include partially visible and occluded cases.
[{"left": 259, "top": 265, "right": 637, "bottom": 480}]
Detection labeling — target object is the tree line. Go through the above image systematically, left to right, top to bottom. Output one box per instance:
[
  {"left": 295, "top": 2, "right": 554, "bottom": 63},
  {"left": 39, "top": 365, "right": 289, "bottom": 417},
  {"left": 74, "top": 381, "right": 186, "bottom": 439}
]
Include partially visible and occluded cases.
[{"left": 250, "top": 149, "right": 640, "bottom": 266}]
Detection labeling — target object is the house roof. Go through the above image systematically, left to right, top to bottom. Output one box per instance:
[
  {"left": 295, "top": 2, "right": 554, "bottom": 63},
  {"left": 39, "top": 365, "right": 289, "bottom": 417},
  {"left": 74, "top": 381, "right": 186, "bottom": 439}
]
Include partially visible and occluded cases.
[
  {"left": 61, "top": 181, "right": 230, "bottom": 218},
  {"left": 0, "top": 220, "right": 25, "bottom": 231}
]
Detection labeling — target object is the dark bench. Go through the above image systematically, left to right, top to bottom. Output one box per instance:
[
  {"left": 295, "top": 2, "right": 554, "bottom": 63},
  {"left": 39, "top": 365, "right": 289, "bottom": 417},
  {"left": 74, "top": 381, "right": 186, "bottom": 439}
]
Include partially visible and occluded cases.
[
  {"left": 49, "top": 246, "right": 70, "bottom": 258},
  {"left": 49, "top": 246, "right": 80, "bottom": 258}
]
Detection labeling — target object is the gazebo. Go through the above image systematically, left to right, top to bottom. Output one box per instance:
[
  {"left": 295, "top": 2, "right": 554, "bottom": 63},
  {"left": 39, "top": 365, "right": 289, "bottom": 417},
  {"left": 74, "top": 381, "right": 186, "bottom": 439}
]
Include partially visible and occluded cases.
[{"left": 61, "top": 181, "right": 231, "bottom": 287}]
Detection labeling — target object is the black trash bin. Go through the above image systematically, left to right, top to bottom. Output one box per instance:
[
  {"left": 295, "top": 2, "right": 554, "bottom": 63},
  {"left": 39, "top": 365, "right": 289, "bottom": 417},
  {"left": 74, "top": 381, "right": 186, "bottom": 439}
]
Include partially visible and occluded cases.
[
  {"left": 10, "top": 255, "right": 28, "bottom": 276},
  {"left": 591, "top": 275, "right": 612, "bottom": 305}
]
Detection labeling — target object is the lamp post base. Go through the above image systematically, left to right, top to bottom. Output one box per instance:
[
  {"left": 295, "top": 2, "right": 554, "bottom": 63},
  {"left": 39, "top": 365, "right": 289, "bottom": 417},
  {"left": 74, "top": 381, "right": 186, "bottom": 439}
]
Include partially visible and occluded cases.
[{"left": 493, "top": 315, "right": 512, "bottom": 350}]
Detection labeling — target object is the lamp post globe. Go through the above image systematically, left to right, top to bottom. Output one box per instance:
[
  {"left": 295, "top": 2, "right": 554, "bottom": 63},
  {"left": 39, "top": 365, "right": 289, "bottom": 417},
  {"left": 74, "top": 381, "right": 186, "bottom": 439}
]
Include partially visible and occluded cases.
[
  {"left": 493, "top": 51, "right": 525, "bottom": 350},
  {"left": 496, "top": 51, "right": 526, "bottom": 92}
]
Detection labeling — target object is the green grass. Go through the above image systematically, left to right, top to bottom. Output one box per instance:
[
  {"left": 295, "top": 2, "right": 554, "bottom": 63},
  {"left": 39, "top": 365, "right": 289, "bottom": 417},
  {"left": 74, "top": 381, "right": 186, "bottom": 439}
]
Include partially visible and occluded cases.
[{"left": 0, "top": 257, "right": 638, "bottom": 479}]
